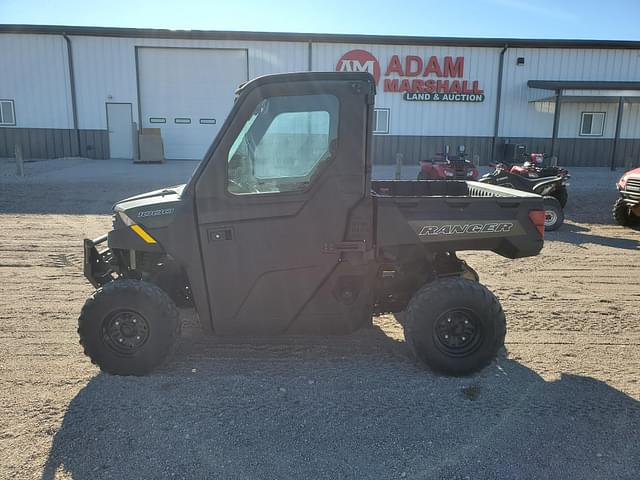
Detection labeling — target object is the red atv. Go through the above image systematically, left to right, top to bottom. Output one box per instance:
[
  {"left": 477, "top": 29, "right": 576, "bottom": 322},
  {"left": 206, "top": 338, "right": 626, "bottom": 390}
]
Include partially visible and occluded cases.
[
  {"left": 417, "top": 145, "right": 479, "bottom": 181},
  {"left": 508, "top": 152, "right": 570, "bottom": 179},
  {"left": 613, "top": 167, "right": 640, "bottom": 228}
]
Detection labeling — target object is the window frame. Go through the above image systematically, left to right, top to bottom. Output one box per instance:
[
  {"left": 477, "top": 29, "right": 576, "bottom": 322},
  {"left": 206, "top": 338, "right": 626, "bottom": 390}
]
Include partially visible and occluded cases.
[
  {"left": 225, "top": 93, "right": 340, "bottom": 197},
  {"left": 0, "top": 99, "right": 16, "bottom": 127},
  {"left": 372, "top": 107, "right": 390, "bottom": 135},
  {"left": 579, "top": 111, "right": 606, "bottom": 137}
]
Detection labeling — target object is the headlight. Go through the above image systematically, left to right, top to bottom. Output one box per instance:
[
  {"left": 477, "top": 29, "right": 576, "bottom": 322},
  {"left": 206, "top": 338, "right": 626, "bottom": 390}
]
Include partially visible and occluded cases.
[
  {"left": 618, "top": 175, "right": 628, "bottom": 189},
  {"left": 118, "top": 211, "right": 135, "bottom": 226}
]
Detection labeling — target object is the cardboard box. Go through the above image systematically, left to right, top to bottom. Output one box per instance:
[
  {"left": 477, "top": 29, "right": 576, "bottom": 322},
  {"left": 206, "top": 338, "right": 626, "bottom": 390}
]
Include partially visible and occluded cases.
[{"left": 136, "top": 128, "right": 165, "bottom": 163}]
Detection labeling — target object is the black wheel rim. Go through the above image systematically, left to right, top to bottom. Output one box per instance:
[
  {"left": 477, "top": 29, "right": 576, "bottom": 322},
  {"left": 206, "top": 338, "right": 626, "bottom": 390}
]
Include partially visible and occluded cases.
[
  {"left": 433, "top": 309, "right": 483, "bottom": 357},
  {"left": 102, "top": 310, "right": 150, "bottom": 355}
]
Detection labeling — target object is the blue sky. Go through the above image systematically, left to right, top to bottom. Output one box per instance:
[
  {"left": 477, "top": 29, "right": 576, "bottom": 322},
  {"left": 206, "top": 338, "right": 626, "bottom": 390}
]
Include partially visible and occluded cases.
[{"left": 1, "top": 0, "right": 639, "bottom": 40}]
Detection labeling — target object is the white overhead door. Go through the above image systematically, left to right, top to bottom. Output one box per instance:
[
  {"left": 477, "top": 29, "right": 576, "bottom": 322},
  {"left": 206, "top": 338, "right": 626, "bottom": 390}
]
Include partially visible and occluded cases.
[{"left": 138, "top": 47, "right": 248, "bottom": 160}]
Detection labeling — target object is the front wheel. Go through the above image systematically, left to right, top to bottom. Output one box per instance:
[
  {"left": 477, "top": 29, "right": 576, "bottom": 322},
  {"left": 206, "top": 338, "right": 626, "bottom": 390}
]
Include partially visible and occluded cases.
[
  {"left": 552, "top": 186, "right": 568, "bottom": 208},
  {"left": 543, "top": 196, "right": 564, "bottom": 231},
  {"left": 612, "top": 197, "right": 640, "bottom": 227},
  {"left": 403, "top": 277, "right": 506, "bottom": 375},
  {"left": 78, "top": 279, "right": 180, "bottom": 375}
]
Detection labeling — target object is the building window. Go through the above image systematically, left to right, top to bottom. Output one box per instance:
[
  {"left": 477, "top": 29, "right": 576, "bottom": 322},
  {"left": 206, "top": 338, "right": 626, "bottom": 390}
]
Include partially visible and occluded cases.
[
  {"left": 0, "top": 100, "right": 16, "bottom": 126},
  {"left": 373, "top": 108, "right": 390, "bottom": 135},
  {"left": 580, "top": 112, "right": 605, "bottom": 136},
  {"left": 149, "top": 117, "right": 166, "bottom": 124},
  {"left": 174, "top": 117, "right": 191, "bottom": 124},
  {"left": 200, "top": 118, "right": 217, "bottom": 125}
]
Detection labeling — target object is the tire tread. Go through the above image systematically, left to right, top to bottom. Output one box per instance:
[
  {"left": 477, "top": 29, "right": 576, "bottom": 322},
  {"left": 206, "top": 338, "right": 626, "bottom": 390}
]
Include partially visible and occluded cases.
[
  {"left": 403, "top": 277, "right": 506, "bottom": 375},
  {"left": 78, "top": 279, "right": 180, "bottom": 375}
]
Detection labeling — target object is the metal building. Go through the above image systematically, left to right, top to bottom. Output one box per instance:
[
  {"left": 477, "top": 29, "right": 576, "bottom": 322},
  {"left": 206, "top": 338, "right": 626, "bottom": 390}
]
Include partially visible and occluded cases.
[{"left": 1, "top": 24, "right": 640, "bottom": 167}]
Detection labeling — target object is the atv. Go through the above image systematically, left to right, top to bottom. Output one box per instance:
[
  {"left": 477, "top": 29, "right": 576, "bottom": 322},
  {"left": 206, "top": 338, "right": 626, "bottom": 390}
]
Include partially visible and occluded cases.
[
  {"left": 79, "top": 72, "right": 545, "bottom": 377},
  {"left": 417, "top": 145, "right": 479, "bottom": 181},
  {"left": 507, "top": 152, "right": 570, "bottom": 181},
  {"left": 479, "top": 163, "right": 568, "bottom": 231},
  {"left": 613, "top": 167, "right": 640, "bottom": 228}
]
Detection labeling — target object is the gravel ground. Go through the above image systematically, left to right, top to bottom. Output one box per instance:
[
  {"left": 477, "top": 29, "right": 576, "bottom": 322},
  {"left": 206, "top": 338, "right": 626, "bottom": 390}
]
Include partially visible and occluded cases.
[{"left": 0, "top": 158, "right": 639, "bottom": 479}]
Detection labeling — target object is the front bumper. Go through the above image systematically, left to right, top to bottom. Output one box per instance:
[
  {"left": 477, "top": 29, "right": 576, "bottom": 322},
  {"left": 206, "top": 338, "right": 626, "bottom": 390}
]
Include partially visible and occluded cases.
[
  {"left": 619, "top": 178, "right": 640, "bottom": 206},
  {"left": 83, "top": 234, "right": 114, "bottom": 288}
]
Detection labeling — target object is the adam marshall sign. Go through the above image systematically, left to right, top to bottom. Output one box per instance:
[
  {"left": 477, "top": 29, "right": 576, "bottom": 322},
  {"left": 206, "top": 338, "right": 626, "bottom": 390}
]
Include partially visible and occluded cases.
[{"left": 336, "top": 49, "right": 485, "bottom": 102}]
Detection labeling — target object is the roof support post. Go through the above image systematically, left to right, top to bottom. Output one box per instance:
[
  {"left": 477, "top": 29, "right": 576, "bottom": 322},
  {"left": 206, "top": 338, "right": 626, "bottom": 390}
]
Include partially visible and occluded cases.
[
  {"left": 491, "top": 45, "right": 508, "bottom": 163},
  {"left": 550, "top": 89, "right": 561, "bottom": 158},
  {"left": 610, "top": 96, "right": 625, "bottom": 170}
]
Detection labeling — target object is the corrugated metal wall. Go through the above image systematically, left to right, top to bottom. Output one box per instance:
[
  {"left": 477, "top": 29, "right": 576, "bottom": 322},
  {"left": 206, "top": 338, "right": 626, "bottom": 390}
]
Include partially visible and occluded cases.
[
  {"left": 1, "top": 31, "right": 640, "bottom": 166},
  {"left": 0, "top": 33, "right": 308, "bottom": 158},
  {"left": 0, "top": 34, "right": 73, "bottom": 129},
  {"left": 70, "top": 36, "right": 309, "bottom": 129},
  {"left": 313, "top": 43, "right": 500, "bottom": 136},
  {"left": 499, "top": 48, "right": 640, "bottom": 138},
  {"left": 558, "top": 102, "right": 617, "bottom": 138},
  {"left": 621, "top": 103, "right": 640, "bottom": 139}
]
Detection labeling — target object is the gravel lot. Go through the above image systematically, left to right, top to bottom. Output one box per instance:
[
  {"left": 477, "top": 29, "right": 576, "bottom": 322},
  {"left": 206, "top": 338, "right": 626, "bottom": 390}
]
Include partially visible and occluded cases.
[{"left": 1, "top": 158, "right": 639, "bottom": 479}]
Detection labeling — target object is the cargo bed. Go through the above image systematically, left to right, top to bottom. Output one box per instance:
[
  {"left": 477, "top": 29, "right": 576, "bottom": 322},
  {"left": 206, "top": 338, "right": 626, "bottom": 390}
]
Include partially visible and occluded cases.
[{"left": 372, "top": 180, "right": 544, "bottom": 259}]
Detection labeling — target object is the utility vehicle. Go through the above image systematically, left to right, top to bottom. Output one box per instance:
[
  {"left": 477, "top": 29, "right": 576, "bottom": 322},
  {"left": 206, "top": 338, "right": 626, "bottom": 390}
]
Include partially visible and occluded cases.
[
  {"left": 80, "top": 72, "right": 545, "bottom": 376},
  {"left": 417, "top": 145, "right": 479, "bottom": 181},
  {"left": 479, "top": 163, "right": 568, "bottom": 231},
  {"left": 613, "top": 167, "right": 640, "bottom": 228}
]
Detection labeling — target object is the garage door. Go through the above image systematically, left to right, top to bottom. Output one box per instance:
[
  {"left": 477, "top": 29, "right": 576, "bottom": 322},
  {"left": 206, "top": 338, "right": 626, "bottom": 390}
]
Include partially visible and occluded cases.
[{"left": 138, "top": 47, "right": 248, "bottom": 160}]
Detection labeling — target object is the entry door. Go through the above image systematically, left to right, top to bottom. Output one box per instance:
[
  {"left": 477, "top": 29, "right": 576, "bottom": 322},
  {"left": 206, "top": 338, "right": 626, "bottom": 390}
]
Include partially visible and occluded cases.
[
  {"left": 194, "top": 75, "right": 375, "bottom": 335},
  {"left": 106, "top": 103, "right": 133, "bottom": 159}
]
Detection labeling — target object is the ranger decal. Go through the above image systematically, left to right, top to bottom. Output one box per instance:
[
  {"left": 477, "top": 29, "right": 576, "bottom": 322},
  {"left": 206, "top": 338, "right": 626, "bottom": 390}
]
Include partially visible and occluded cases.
[
  {"left": 137, "top": 208, "right": 175, "bottom": 218},
  {"left": 419, "top": 222, "right": 514, "bottom": 236}
]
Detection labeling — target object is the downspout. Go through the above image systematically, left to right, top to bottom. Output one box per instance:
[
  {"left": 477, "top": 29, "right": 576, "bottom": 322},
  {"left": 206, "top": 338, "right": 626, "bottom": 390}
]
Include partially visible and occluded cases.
[
  {"left": 62, "top": 33, "right": 81, "bottom": 156},
  {"left": 491, "top": 45, "right": 508, "bottom": 162},
  {"left": 550, "top": 89, "right": 562, "bottom": 158},
  {"left": 610, "top": 96, "right": 625, "bottom": 170}
]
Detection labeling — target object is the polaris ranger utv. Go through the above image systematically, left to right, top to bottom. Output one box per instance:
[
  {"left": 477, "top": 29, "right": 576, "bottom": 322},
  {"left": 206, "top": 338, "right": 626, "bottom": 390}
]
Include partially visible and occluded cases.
[{"left": 80, "top": 72, "right": 545, "bottom": 376}]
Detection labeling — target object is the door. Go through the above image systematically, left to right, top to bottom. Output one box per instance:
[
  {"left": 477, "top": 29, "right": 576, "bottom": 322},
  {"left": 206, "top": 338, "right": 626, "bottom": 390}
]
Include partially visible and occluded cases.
[
  {"left": 137, "top": 47, "right": 248, "bottom": 160},
  {"left": 193, "top": 73, "right": 375, "bottom": 335},
  {"left": 106, "top": 103, "right": 133, "bottom": 159}
]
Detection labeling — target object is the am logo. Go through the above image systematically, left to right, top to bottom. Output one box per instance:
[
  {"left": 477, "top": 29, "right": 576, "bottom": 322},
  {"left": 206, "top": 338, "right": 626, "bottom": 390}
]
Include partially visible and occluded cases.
[{"left": 336, "top": 49, "right": 381, "bottom": 84}]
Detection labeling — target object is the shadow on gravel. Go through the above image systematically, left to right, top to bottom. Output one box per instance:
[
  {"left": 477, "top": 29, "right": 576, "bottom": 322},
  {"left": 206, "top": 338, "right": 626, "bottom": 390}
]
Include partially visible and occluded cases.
[
  {"left": 549, "top": 222, "right": 640, "bottom": 250},
  {"left": 42, "top": 327, "right": 640, "bottom": 480}
]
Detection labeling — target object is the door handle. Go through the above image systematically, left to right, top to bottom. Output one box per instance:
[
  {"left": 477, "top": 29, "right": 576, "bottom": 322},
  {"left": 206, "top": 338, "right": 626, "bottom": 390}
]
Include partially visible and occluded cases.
[{"left": 208, "top": 228, "right": 233, "bottom": 242}]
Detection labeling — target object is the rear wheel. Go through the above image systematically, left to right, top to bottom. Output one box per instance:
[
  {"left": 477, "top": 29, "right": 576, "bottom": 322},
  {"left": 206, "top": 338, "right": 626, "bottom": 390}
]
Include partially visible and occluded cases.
[
  {"left": 543, "top": 196, "right": 564, "bottom": 231},
  {"left": 612, "top": 197, "right": 640, "bottom": 227},
  {"left": 403, "top": 277, "right": 506, "bottom": 375},
  {"left": 78, "top": 279, "right": 180, "bottom": 375}
]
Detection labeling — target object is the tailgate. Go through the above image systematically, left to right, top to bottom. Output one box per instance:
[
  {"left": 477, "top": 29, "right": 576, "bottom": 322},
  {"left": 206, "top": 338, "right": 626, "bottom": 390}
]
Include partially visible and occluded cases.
[{"left": 373, "top": 181, "right": 544, "bottom": 259}]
